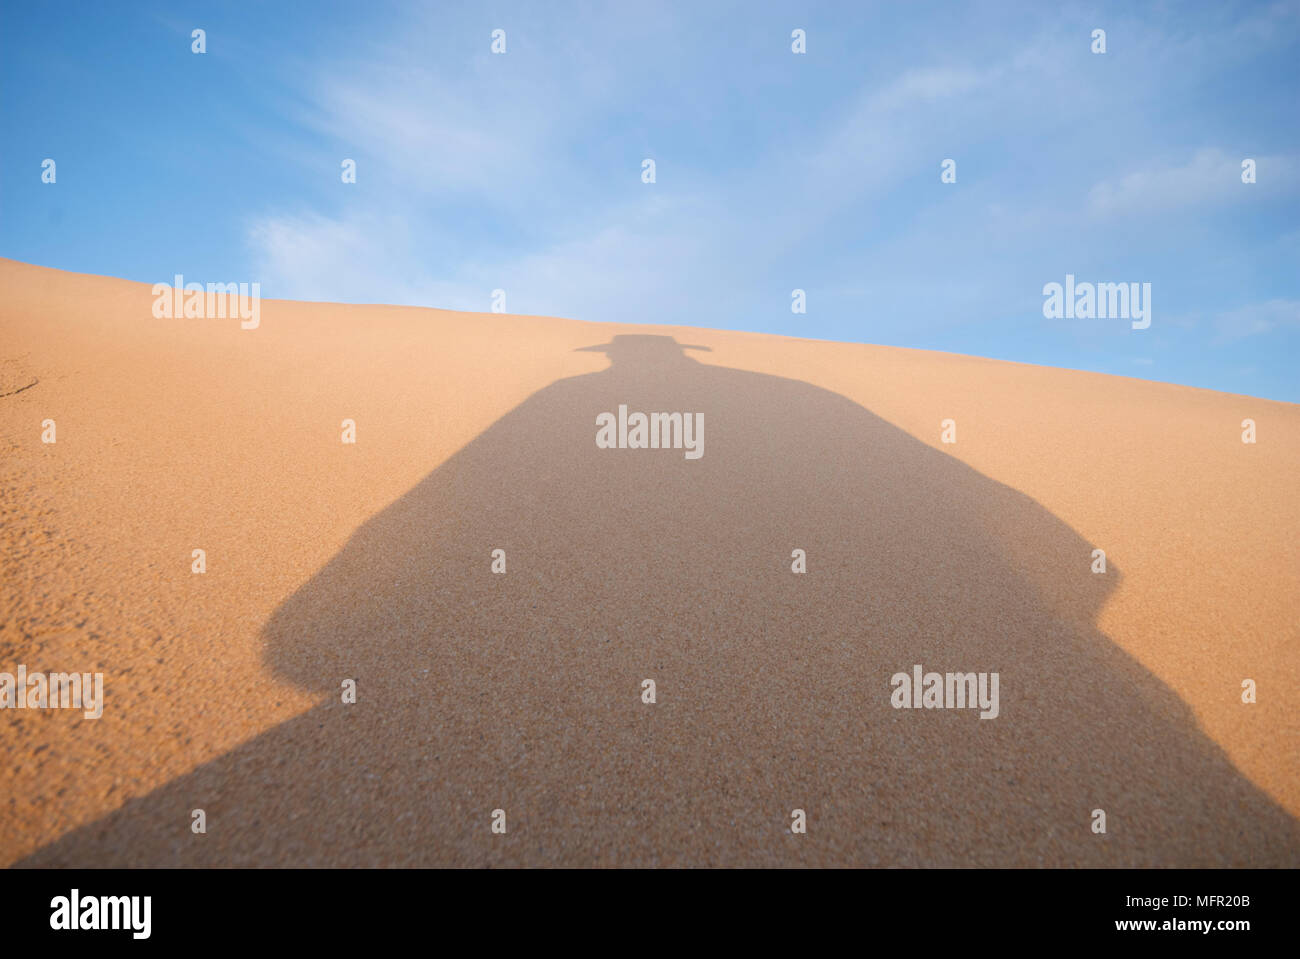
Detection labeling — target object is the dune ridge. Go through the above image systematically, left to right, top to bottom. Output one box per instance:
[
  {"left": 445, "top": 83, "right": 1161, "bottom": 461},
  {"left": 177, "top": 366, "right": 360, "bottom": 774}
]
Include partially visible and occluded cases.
[{"left": 1, "top": 258, "right": 1295, "bottom": 867}]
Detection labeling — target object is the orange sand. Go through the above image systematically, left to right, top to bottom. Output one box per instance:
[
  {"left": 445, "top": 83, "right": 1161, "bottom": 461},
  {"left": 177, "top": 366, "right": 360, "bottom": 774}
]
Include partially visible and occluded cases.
[{"left": 1, "top": 258, "right": 1296, "bottom": 866}]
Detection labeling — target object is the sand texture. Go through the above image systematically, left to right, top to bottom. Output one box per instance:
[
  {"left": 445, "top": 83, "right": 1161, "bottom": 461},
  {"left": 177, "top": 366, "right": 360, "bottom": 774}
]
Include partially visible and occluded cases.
[{"left": 1, "top": 258, "right": 1296, "bottom": 867}]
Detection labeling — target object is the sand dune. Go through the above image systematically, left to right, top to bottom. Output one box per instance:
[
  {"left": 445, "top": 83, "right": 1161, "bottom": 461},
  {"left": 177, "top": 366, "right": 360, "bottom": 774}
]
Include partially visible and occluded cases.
[{"left": 1, "top": 258, "right": 1296, "bottom": 866}]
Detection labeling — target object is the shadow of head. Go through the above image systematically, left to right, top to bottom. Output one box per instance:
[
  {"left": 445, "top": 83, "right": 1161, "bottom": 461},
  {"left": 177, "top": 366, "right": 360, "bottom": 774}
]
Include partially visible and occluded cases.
[{"left": 573, "top": 333, "right": 711, "bottom": 370}]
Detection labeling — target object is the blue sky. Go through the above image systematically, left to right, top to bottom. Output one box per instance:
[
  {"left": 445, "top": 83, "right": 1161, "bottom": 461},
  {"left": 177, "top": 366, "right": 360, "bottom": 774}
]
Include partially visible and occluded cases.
[{"left": 3, "top": 1, "right": 1298, "bottom": 400}]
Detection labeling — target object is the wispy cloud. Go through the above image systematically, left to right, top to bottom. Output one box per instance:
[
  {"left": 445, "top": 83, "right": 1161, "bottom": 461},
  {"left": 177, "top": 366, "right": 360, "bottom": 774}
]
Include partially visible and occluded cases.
[
  {"left": 223, "top": 2, "right": 1300, "bottom": 400},
  {"left": 864, "top": 66, "right": 988, "bottom": 112},
  {"left": 1088, "top": 148, "right": 1297, "bottom": 218},
  {"left": 1212, "top": 299, "right": 1300, "bottom": 342}
]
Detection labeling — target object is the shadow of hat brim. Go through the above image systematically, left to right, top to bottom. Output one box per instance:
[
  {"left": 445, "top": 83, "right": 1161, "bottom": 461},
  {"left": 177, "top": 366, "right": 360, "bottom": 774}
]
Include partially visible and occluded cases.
[{"left": 573, "top": 342, "right": 712, "bottom": 352}]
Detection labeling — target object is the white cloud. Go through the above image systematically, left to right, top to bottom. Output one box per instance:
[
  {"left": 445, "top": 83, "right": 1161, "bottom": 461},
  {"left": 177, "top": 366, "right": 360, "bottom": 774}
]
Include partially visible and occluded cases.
[
  {"left": 864, "top": 67, "right": 987, "bottom": 112},
  {"left": 1088, "top": 149, "right": 1297, "bottom": 218},
  {"left": 248, "top": 194, "right": 728, "bottom": 321},
  {"left": 247, "top": 212, "right": 477, "bottom": 308},
  {"left": 1212, "top": 299, "right": 1300, "bottom": 342}
]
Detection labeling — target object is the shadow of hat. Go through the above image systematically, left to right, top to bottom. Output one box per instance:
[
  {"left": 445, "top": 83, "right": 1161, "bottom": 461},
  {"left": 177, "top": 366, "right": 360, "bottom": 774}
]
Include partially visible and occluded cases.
[{"left": 573, "top": 333, "right": 712, "bottom": 355}]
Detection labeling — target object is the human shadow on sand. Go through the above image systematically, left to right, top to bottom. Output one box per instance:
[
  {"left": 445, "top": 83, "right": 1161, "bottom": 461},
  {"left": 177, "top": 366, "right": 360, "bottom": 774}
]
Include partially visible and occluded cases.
[{"left": 22, "top": 334, "right": 1299, "bottom": 866}]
